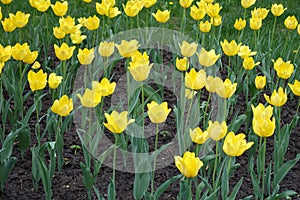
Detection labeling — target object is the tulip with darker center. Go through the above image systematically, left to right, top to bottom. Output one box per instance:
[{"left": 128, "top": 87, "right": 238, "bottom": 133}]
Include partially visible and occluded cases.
[
  {"left": 147, "top": 101, "right": 171, "bottom": 124},
  {"left": 103, "top": 111, "right": 135, "bottom": 134},
  {"left": 174, "top": 151, "right": 203, "bottom": 178}
]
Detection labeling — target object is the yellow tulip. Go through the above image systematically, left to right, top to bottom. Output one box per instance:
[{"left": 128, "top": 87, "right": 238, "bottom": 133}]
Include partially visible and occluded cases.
[
  {"left": 0, "top": 0, "right": 12, "bottom": 4},
  {"left": 34, "top": 0, "right": 51, "bottom": 12},
  {"left": 83, "top": 0, "right": 92, "bottom": 2},
  {"left": 144, "top": 0, "right": 157, "bottom": 8},
  {"left": 179, "top": 0, "right": 193, "bottom": 8},
  {"left": 204, "top": 0, "right": 214, "bottom": 3},
  {"left": 241, "top": 0, "right": 256, "bottom": 9},
  {"left": 51, "top": 1, "right": 68, "bottom": 17},
  {"left": 123, "top": 1, "right": 140, "bottom": 17},
  {"left": 96, "top": 2, "right": 121, "bottom": 18},
  {"left": 206, "top": 3, "right": 222, "bottom": 18},
  {"left": 271, "top": 3, "right": 286, "bottom": 17},
  {"left": 190, "top": 5, "right": 206, "bottom": 21},
  {"left": 251, "top": 8, "right": 269, "bottom": 20},
  {"left": 152, "top": 10, "right": 170, "bottom": 23},
  {"left": 9, "top": 11, "right": 30, "bottom": 28},
  {"left": 85, "top": 15, "right": 100, "bottom": 31},
  {"left": 211, "top": 15, "right": 222, "bottom": 26},
  {"left": 59, "top": 16, "right": 78, "bottom": 34},
  {"left": 284, "top": 16, "right": 298, "bottom": 30},
  {"left": 249, "top": 17, "right": 262, "bottom": 30},
  {"left": 1, "top": 18, "right": 16, "bottom": 32},
  {"left": 234, "top": 18, "right": 246, "bottom": 31},
  {"left": 199, "top": 20, "right": 211, "bottom": 33},
  {"left": 298, "top": 24, "right": 300, "bottom": 35},
  {"left": 53, "top": 26, "right": 66, "bottom": 39},
  {"left": 70, "top": 30, "right": 86, "bottom": 44},
  {"left": 220, "top": 39, "right": 241, "bottom": 56},
  {"left": 115, "top": 40, "right": 140, "bottom": 58},
  {"left": 98, "top": 41, "right": 115, "bottom": 57},
  {"left": 179, "top": 41, "right": 198, "bottom": 57},
  {"left": 12, "top": 43, "right": 37, "bottom": 63},
  {"left": 54, "top": 43, "right": 76, "bottom": 61},
  {"left": 0, "top": 45, "right": 12, "bottom": 63},
  {"left": 238, "top": 45, "right": 257, "bottom": 59},
  {"left": 77, "top": 48, "right": 95, "bottom": 65},
  {"left": 198, "top": 48, "right": 220, "bottom": 67},
  {"left": 23, "top": 51, "right": 38, "bottom": 64},
  {"left": 128, "top": 51, "right": 152, "bottom": 81},
  {"left": 242, "top": 56, "right": 260, "bottom": 70},
  {"left": 176, "top": 57, "right": 189, "bottom": 71},
  {"left": 272, "top": 57, "right": 284, "bottom": 71},
  {"left": 31, "top": 61, "right": 41, "bottom": 70},
  {"left": 275, "top": 61, "right": 294, "bottom": 80},
  {"left": 0, "top": 62, "right": 4, "bottom": 74},
  {"left": 185, "top": 68, "right": 206, "bottom": 90},
  {"left": 27, "top": 69, "right": 47, "bottom": 92},
  {"left": 48, "top": 73, "right": 63, "bottom": 89},
  {"left": 255, "top": 75, "right": 266, "bottom": 90},
  {"left": 205, "top": 76, "right": 222, "bottom": 93},
  {"left": 92, "top": 78, "right": 116, "bottom": 97},
  {"left": 215, "top": 78, "right": 237, "bottom": 99},
  {"left": 288, "top": 80, "right": 300, "bottom": 96},
  {"left": 264, "top": 87, "right": 287, "bottom": 107},
  {"left": 77, "top": 88, "right": 102, "bottom": 108},
  {"left": 185, "top": 89, "right": 197, "bottom": 99},
  {"left": 51, "top": 95, "right": 73, "bottom": 117},
  {"left": 147, "top": 101, "right": 171, "bottom": 124},
  {"left": 251, "top": 103, "right": 274, "bottom": 120},
  {"left": 104, "top": 110, "right": 135, "bottom": 134},
  {"left": 252, "top": 117, "right": 275, "bottom": 138},
  {"left": 207, "top": 120, "right": 227, "bottom": 141},
  {"left": 190, "top": 127, "right": 209, "bottom": 144},
  {"left": 222, "top": 132, "right": 254, "bottom": 157},
  {"left": 174, "top": 151, "right": 203, "bottom": 178}
]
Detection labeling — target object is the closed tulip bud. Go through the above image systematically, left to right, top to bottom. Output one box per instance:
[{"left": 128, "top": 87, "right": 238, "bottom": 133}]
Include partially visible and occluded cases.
[
  {"left": 0, "top": 0, "right": 12, "bottom": 4},
  {"left": 35, "top": 0, "right": 51, "bottom": 12},
  {"left": 144, "top": 0, "right": 157, "bottom": 8},
  {"left": 179, "top": 0, "right": 194, "bottom": 8},
  {"left": 241, "top": 0, "right": 256, "bottom": 9},
  {"left": 51, "top": 1, "right": 68, "bottom": 17},
  {"left": 123, "top": 1, "right": 140, "bottom": 17},
  {"left": 206, "top": 3, "right": 222, "bottom": 18},
  {"left": 271, "top": 4, "right": 286, "bottom": 17},
  {"left": 190, "top": 5, "right": 206, "bottom": 21},
  {"left": 251, "top": 8, "right": 269, "bottom": 20},
  {"left": 152, "top": 10, "right": 170, "bottom": 23},
  {"left": 9, "top": 11, "right": 30, "bottom": 28},
  {"left": 85, "top": 15, "right": 100, "bottom": 30},
  {"left": 211, "top": 15, "right": 222, "bottom": 26},
  {"left": 284, "top": 16, "right": 298, "bottom": 30},
  {"left": 250, "top": 17, "right": 262, "bottom": 30},
  {"left": 1, "top": 18, "right": 16, "bottom": 32},
  {"left": 234, "top": 18, "right": 246, "bottom": 31},
  {"left": 199, "top": 20, "right": 212, "bottom": 33},
  {"left": 53, "top": 27, "right": 66, "bottom": 39},
  {"left": 220, "top": 39, "right": 241, "bottom": 56},
  {"left": 115, "top": 40, "right": 140, "bottom": 58},
  {"left": 98, "top": 41, "right": 115, "bottom": 57},
  {"left": 179, "top": 41, "right": 198, "bottom": 57},
  {"left": 54, "top": 43, "right": 75, "bottom": 61},
  {"left": 0, "top": 45, "right": 12, "bottom": 63},
  {"left": 238, "top": 45, "right": 257, "bottom": 59},
  {"left": 77, "top": 48, "right": 95, "bottom": 65},
  {"left": 198, "top": 48, "right": 220, "bottom": 67},
  {"left": 243, "top": 56, "right": 260, "bottom": 70},
  {"left": 176, "top": 57, "right": 189, "bottom": 71},
  {"left": 31, "top": 61, "right": 41, "bottom": 70},
  {"left": 185, "top": 68, "right": 206, "bottom": 90},
  {"left": 27, "top": 69, "right": 47, "bottom": 92},
  {"left": 48, "top": 73, "right": 63, "bottom": 89},
  {"left": 255, "top": 75, "right": 266, "bottom": 90},
  {"left": 205, "top": 76, "right": 222, "bottom": 93},
  {"left": 92, "top": 78, "right": 116, "bottom": 97},
  {"left": 215, "top": 78, "right": 237, "bottom": 99},
  {"left": 288, "top": 80, "right": 300, "bottom": 96},
  {"left": 264, "top": 87, "right": 287, "bottom": 107},
  {"left": 77, "top": 88, "right": 102, "bottom": 108},
  {"left": 185, "top": 89, "right": 197, "bottom": 99},
  {"left": 51, "top": 95, "right": 73, "bottom": 117},
  {"left": 147, "top": 101, "right": 171, "bottom": 124},
  {"left": 251, "top": 103, "right": 274, "bottom": 119},
  {"left": 104, "top": 111, "right": 135, "bottom": 134},
  {"left": 252, "top": 117, "right": 275, "bottom": 137},
  {"left": 207, "top": 120, "right": 227, "bottom": 141},
  {"left": 190, "top": 127, "right": 209, "bottom": 144},
  {"left": 223, "top": 132, "right": 254, "bottom": 157},
  {"left": 174, "top": 151, "right": 203, "bottom": 178}
]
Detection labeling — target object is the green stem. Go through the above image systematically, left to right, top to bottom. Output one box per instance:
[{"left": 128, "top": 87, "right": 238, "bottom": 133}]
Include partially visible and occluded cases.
[
  {"left": 180, "top": 8, "right": 186, "bottom": 33},
  {"left": 270, "top": 17, "right": 277, "bottom": 51},
  {"left": 293, "top": 43, "right": 300, "bottom": 63},
  {"left": 141, "top": 83, "right": 145, "bottom": 137},
  {"left": 35, "top": 92, "right": 41, "bottom": 147},
  {"left": 203, "top": 92, "right": 211, "bottom": 129},
  {"left": 296, "top": 99, "right": 300, "bottom": 115},
  {"left": 151, "top": 124, "right": 159, "bottom": 193},
  {"left": 113, "top": 135, "right": 118, "bottom": 184},
  {"left": 261, "top": 137, "right": 267, "bottom": 200},
  {"left": 212, "top": 141, "right": 219, "bottom": 189},
  {"left": 227, "top": 156, "right": 232, "bottom": 176},
  {"left": 188, "top": 178, "right": 192, "bottom": 199}
]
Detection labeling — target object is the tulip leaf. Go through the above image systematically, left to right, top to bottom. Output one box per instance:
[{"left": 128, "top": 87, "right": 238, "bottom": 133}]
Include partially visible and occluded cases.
[
  {"left": 143, "top": 84, "right": 162, "bottom": 103},
  {"left": 0, "top": 157, "right": 17, "bottom": 190},
  {"left": 80, "top": 162, "right": 94, "bottom": 192},
  {"left": 133, "top": 172, "right": 151, "bottom": 200},
  {"left": 154, "top": 174, "right": 182, "bottom": 199},
  {"left": 228, "top": 178, "right": 243, "bottom": 200},
  {"left": 108, "top": 179, "right": 116, "bottom": 200}
]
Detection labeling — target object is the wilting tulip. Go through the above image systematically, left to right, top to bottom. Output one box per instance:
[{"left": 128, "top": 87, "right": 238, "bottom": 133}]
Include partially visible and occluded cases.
[
  {"left": 241, "top": 0, "right": 256, "bottom": 9},
  {"left": 51, "top": 1, "right": 68, "bottom": 16},
  {"left": 271, "top": 3, "right": 286, "bottom": 17},
  {"left": 152, "top": 10, "right": 170, "bottom": 23},
  {"left": 284, "top": 16, "right": 298, "bottom": 30},
  {"left": 234, "top": 18, "right": 246, "bottom": 31},
  {"left": 199, "top": 20, "right": 211, "bottom": 33},
  {"left": 220, "top": 39, "right": 241, "bottom": 56},
  {"left": 115, "top": 40, "right": 140, "bottom": 58},
  {"left": 98, "top": 41, "right": 115, "bottom": 57},
  {"left": 179, "top": 41, "right": 198, "bottom": 57},
  {"left": 77, "top": 48, "right": 95, "bottom": 65},
  {"left": 198, "top": 48, "right": 220, "bottom": 67},
  {"left": 242, "top": 56, "right": 260, "bottom": 70},
  {"left": 176, "top": 57, "right": 189, "bottom": 71},
  {"left": 185, "top": 68, "right": 206, "bottom": 90},
  {"left": 27, "top": 69, "right": 47, "bottom": 92},
  {"left": 48, "top": 73, "right": 63, "bottom": 89},
  {"left": 255, "top": 75, "right": 266, "bottom": 90},
  {"left": 92, "top": 78, "right": 116, "bottom": 97},
  {"left": 215, "top": 78, "right": 237, "bottom": 99},
  {"left": 288, "top": 80, "right": 300, "bottom": 96},
  {"left": 264, "top": 87, "right": 287, "bottom": 107},
  {"left": 77, "top": 88, "right": 102, "bottom": 108},
  {"left": 51, "top": 95, "right": 73, "bottom": 117},
  {"left": 147, "top": 101, "right": 171, "bottom": 124},
  {"left": 103, "top": 111, "right": 135, "bottom": 134},
  {"left": 207, "top": 120, "right": 227, "bottom": 141},
  {"left": 190, "top": 127, "right": 209, "bottom": 144},
  {"left": 223, "top": 132, "right": 254, "bottom": 157},
  {"left": 174, "top": 151, "right": 203, "bottom": 178}
]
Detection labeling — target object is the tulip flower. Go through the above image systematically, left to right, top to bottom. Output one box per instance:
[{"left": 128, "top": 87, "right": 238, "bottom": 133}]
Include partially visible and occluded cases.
[
  {"left": 0, "top": 0, "right": 12, "bottom": 4},
  {"left": 34, "top": 0, "right": 51, "bottom": 12},
  {"left": 83, "top": 0, "right": 92, "bottom": 2},
  {"left": 144, "top": 0, "right": 157, "bottom": 8},
  {"left": 179, "top": 0, "right": 194, "bottom": 8},
  {"left": 241, "top": 0, "right": 256, "bottom": 9},
  {"left": 51, "top": 1, "right": 68, "bottom": 16},
  {"left": 123, "top": 1, "right": 140, "bottom": 17},
  {"left": 96, "top": 2, "right": 121, "bottom": 18},
  {"left": 206, "top": 3, "right": 222, "bottom": 18},
  {"left": 271, "top": 3, "right": 286, "bottom": 17},
  {"left": 190, "top": 5, "right": 206, "bottom": 21},
  {"left": 251, "top": 8, "right": 269, "bottom": 20},
  {"left": 152, "top": 10, "right": 170, "bottom": 23},
  {"left": 9, "top": 11, "right": 30, "bottom": 28},
  {"left": 85, "top": 15, "right": 100, "bottom": 31},
  {"left": 211, "top": 15, "right": 222, "bottom": 26},
  {"left": 59, "top": 16, "right": 78, "bottom": 34},
  {"left": 284, "top": 16, "right": 298, "bottom": 30},
  {"left": 250, "top": 17, "right": 262, "bottom": 30},
  {"left": 1, "top": 18, "right": 16, "bottom": 32},
  {"left": 234, "top": 18, "right": 246, "bottom": 31},
  {"left": 199, "top": 20, "right": 212, "bottom": 33},
  {"left": 53, "top": 27, "right": 66, "bottom": 39},
  {"left": 70, "top": 31, "right": 86, "bottom": 44},
  {"left": 220, "top": 39, "right": 241, "bottom": 56},
  {"left": 115, "top": 40, "right": 140, "bottom": 58},
  {"left": 98, "top": 41, "right": 115, "bottom": 57},
  {"left": 179, "top": 41, "right": 198, "bottom": 58},
  {"left": 12, "top": 43, "right": 38, "bottom": 64},
  {"left": 54, "top": 43, "right": 76, "bottom": 61},
  {"left": 0, "top": 45, "right": 12, "bottom": 63},
  {"left": 238, "top": 45, "right": 257, "bottom": 59},
  {"left": 77, "top": 48, "right": 95, "bottom": 65},
  {"left": 198, "top": 48, "right": 220, "bottom": 67},
  {"left": 24, "top": 51, "right": 39, "bottom": 64},
  {"left": 128, "top": 51, "right": 152, "bottom": 81},
  {"left": 242, "top": 56, "right": 260, "bottom": 70},
  {"left": 176, "top": 57, "right": 189, "bottom": 71},
  {"left": 31, "top": 61, "right": 40, "bottom": 69},
  {"left": 275, "top": 61, "right": 294, "bottom": 80},
  {"left": 0, "top": 62, "right": 4, "bottom": 74},
  {"left": 185, "top": 68, "right": 206, "bottom": 90},
  {"left": 27, "top": 69, "right": 47, "bottom": 92},
  {"left": 48, "top": 73, "right": 63, "bottom": 89},
  {"left": 255, "top": 75, "right": 266, "bottom": 90},
  {"left": 205, "top": 76, "right": 222, "bottom": 93},
  {"left": 92, "top": 78, "right": 116, "bottom": 97},
  {"left": 215, "top": 78, "right": 237, "bottom": 99},
  {"left": 288, "top": 80, "right": 300, "bottom": 96},
  {"left": 264, "top": 87, "right": 287, "bottom": 107},
  {"left": 77, "top": 88, "right": 102, "bottom": 108},
  {"left": 185, "top": 89, "right": 197, "bottom": 99},
  {"left": 51, "top": 95, "right": 73, "bottom": 117},
  {"left": 147, "top": 101, "right": 171, "bottom": 124},
  {"left": 251, "top": 104, "right": 274, "bottom": 120},
  {"left": 103, "top": 111, "right": 135, "bottom": 134},
  {"left": 252, "top": 117, "right": 275, "bottom": 138},
  {"left": 207, "top": 120, "right": 227, "bottom": 141},
  {"left": 190, "top": 127, "right": 209, "bottom": 144},
  {"left": 223, "top": 132, "right": 254, "bottom": 157},
  {"left": 174, "top": 151, "right": 203, "bottom": 178}
]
